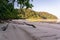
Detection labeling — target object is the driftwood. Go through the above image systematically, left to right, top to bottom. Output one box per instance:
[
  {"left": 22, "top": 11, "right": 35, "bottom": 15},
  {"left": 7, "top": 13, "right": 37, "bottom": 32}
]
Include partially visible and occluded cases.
[
  {"left": 0, "top": 19, "right": 12, "bottom": 23},
  {"left": 24, "top": 22, "right": 36, "bottom": 28},
  {"left": 1, "top": 23, "right": 9, "bottom": 31}
]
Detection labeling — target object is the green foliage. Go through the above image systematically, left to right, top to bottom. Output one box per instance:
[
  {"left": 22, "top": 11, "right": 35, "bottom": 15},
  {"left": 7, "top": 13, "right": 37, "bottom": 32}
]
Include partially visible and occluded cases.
[
  {"left": 0, "top": 0, "right": 19, "bottom": 20},
  {"left": 0, "top": 0, "right": 33, "bottom": 20},
  {"left": 17, "top": 0, "right": 33, "bottom": 9}
]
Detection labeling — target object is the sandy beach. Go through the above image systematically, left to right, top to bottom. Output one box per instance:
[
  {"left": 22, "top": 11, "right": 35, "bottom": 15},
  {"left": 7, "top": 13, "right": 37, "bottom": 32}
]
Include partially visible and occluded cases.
[{"left": 0, "top": 20, "right": 60, "bottom": 40}]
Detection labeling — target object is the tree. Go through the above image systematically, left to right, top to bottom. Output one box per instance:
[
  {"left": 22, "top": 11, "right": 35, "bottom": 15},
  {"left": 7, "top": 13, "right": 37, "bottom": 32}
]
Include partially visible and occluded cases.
[
  {"left": 0, "top": 0, "right": 19, "bottom": 20},
  {"left": 0, "top": 0, "right": 33, "bottom": 20},
  {"left": 0, "top": 0, "right": 9, "bottom": 19},
  {"left": 12, "top": 0, "right": 33, "bottom": 18},
  {"left": 17, "top": 0, "right": 33, "bottom": 9}
]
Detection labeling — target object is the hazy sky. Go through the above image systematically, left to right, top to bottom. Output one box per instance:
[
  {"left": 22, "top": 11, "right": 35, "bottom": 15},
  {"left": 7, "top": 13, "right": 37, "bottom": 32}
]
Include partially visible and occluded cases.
[
  {"left": 14, "top": 0, "right": 60, "bottom": 19},
  {"left": 31, "top": 0, "right": 60, "bottom": 19}
]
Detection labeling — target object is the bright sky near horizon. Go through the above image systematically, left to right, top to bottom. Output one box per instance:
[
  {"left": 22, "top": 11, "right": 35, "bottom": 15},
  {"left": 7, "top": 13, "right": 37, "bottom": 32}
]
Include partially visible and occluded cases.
[
  {"left": 14, "top": 0, "right": 60, "bottom": 19},
  {"left": 31, "top": 0, "right": 60, "bottom": 19}
]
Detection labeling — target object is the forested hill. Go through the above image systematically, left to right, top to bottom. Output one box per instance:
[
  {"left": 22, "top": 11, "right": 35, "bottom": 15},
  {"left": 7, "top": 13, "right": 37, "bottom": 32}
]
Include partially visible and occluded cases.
[
  {"left": 0, "top": 9, "right": 57, "bottom": 20},
  {"left": 18, "top": 9, "right": 57, "bottom": 19}
]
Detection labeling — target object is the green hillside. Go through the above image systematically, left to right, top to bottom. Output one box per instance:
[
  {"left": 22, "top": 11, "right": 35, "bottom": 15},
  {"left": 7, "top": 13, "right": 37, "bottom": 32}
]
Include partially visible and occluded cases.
[
  {"left": 0, "top": 9, "right": 57, "bottom": 20},
  {"left": 18, "top": 9, "right": 57, "bottom": 19},
  {"left": 39, "top": 12, "right": 57, "bottom": 19}
]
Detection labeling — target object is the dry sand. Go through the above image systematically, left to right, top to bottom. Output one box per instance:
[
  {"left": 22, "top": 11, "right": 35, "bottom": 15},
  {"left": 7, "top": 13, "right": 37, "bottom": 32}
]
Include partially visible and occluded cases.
[{"left": 0, "top": 20, "right": 60, "bottom": 40}]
